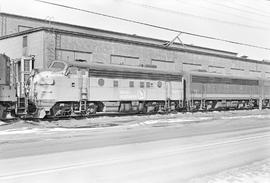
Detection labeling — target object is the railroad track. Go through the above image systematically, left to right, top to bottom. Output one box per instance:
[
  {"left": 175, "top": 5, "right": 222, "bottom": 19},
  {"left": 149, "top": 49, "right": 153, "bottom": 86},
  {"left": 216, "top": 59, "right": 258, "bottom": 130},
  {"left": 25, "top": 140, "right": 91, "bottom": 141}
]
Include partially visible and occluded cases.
[{"left": 3, "top": 106, "right": 269, "bottom": 123}]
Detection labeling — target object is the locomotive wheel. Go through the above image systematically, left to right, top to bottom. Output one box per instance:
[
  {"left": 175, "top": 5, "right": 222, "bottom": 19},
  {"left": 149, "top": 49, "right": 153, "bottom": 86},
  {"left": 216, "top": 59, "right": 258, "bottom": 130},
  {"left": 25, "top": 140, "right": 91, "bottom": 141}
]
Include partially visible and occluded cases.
[
  {"left": 0, "top": 104, "right": 6, "bottom": 119},
  {"left": 86, "top": 104, "right": 97, "bottom": 115},
  {"left": 142, "top": 106, "right": 147, "bottom": 114}
]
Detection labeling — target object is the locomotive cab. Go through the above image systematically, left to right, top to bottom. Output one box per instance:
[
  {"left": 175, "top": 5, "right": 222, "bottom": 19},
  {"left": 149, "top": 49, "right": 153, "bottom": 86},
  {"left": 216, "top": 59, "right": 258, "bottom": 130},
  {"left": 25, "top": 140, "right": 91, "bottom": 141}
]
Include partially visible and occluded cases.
[
  {"left": 27, "top": 61, "right": 68, "bottom": 118},
  {"left": 49, "top": 61, "right": 68, "bottom": 73}
]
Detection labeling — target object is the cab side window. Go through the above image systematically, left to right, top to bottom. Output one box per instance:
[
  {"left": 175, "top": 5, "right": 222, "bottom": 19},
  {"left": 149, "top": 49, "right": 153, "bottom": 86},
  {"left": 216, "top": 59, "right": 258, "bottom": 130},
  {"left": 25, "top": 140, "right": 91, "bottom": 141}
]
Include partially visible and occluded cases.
[
  {"left": 69, "top": 66, "right": 78, "bottom": 75},
  {"left": 80, "top": 69, "right": 87, "bottom": 75},
  {"left": 113, "top": 80, "right": 119, "bottom": 87},
  {"left": 140, "top": 82, "right": 145, "bottom": 88}
]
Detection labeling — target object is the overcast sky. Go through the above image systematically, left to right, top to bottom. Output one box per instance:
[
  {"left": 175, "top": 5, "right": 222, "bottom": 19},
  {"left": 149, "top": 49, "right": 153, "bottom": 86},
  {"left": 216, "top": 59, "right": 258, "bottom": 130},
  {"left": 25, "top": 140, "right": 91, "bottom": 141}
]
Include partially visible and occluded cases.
[{"left": 0, "top": 0, "right": 270, "bottom": 60}]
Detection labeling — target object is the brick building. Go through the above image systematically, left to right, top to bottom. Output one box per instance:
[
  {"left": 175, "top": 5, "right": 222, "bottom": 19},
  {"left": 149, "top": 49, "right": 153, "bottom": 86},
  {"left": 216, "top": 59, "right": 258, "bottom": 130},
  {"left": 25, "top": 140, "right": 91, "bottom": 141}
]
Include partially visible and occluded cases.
[{"left": 1, "top": 13, "right": 270, "bottom": 79}]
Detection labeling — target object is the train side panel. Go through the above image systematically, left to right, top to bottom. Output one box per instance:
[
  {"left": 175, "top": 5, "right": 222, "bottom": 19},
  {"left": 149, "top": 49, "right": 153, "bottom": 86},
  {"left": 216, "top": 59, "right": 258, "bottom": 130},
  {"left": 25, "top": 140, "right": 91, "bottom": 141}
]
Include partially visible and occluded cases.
[
  {"left": 0, "top": 54, "right": 16, "bottom": 102},
  {"left": 0, "top": 54, "right": 16, "bottom": 119},
  {"left": 0, "top": 55, "right": 8, "bottom": 85},
  {"left": 185, "top": 72, "right": 263, "bottom": 110},
  {"left": 50, "top": 75, "right": 183, "bottom": 102},
  {"left": 89, "top": 78, "right": 182, "bottom": 102},
  {"left": 264, "top": 81, "right": 270, "bottom": 99},
  {"left": 190, "top": 83, "right": 260, "bottom": 100}
]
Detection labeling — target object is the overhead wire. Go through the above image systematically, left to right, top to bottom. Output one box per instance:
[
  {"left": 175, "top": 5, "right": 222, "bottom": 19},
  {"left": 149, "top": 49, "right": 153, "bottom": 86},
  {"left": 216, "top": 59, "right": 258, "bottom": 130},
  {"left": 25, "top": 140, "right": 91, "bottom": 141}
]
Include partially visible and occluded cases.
[
  {"left": 34, "top": 0, "right": 270, "bottom": 51},
  {"left": 126, "top": 0, "right": 270, "bottom": 30},
  {"left": 176, "top": 0, "right": 270, "bottom": 25},
  {"left": 204, "top": 0, "right": 270, "bottom": 19},
  {"left": 233, "top": 0, "right": 270, "bottom": 15}
]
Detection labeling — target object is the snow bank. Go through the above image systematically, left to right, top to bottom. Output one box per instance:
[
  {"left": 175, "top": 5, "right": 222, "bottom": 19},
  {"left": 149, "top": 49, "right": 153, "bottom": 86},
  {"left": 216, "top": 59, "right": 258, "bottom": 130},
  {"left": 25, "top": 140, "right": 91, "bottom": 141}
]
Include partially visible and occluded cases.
[
  {"left": 0, "top": 109, "right": 269, "bottom": 133},
  {"left": 136, "top": 116, "right": 213, "bottom": 126},
  {"left": 0, "top": 121, "right": 7, "bottom": 126},
  {"left": 0, "top": 126, "right": 109, "bottom": 135},
  {"left": 189, "top": 158, "right": 270, "bottom": 183}
]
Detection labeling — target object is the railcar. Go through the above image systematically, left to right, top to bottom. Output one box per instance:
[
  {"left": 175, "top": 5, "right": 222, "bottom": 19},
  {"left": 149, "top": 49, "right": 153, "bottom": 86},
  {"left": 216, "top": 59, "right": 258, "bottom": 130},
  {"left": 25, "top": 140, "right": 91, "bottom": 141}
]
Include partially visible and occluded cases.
[
  {"left": 0, "top": 54, "right": 16, "bottom": 119},
  {"left": 0, "top": 54, "right": 35, "bottom": 120},
  {"left": 27, "top": 60, "right": 184, "bottom": 118},
  {"left": 185, "top": 71, "right": 270, "bottom": 111},
  {"left": 262, "top": 79, "right": 270, "bottom": 108}
]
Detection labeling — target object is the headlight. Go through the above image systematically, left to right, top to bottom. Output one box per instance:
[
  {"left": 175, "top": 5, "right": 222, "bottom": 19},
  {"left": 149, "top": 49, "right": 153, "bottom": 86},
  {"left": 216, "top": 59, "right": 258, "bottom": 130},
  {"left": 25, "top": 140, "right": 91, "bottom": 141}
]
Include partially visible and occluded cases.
[{"left": 38, "top": 78, "right": 55, "bottom": 85}]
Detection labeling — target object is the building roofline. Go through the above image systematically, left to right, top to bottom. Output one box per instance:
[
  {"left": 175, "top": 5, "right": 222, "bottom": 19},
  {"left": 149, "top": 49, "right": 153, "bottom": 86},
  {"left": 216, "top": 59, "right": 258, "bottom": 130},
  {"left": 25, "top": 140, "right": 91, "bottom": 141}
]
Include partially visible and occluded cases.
[
  {"left": 0, "top": 12, "right": 237, "bottom": 55},
  {"left": 0, "top": 26, "right": 269, "bottom": 66}
]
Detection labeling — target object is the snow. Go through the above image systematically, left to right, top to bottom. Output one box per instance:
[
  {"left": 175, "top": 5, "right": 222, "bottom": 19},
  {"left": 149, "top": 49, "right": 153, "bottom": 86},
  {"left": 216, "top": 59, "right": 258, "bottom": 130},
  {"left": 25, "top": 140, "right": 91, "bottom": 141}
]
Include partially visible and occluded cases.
[
  {"left": 0, "top": 109, "right": 269, "bottom": 135},
  {"left": 221, "top": 114, "right": 270, "bottom": 120},
  {"left": 0, "top": 121, "right": 7, "bottom": 126},
  {"left": 189, "top": 159, "right": 270, "bottom": 183}
]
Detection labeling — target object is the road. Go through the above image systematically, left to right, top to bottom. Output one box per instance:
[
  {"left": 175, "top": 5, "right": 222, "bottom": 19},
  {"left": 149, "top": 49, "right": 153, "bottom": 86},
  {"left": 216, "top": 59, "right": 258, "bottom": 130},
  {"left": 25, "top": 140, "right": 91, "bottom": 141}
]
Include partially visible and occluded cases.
[{"left": 0, "top": 113, "right": 270, "bottom": 183}]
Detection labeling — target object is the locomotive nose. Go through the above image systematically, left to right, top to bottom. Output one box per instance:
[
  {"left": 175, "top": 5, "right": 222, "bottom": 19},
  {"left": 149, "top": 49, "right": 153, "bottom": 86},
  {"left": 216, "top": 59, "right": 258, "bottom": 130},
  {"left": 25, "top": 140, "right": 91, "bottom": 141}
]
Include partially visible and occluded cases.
[
  {"left": 28, "top": 70, "right": 56, "bottom": 118},
  {"left": 32, "top": 71, "right": 55, "bottom": 85}
]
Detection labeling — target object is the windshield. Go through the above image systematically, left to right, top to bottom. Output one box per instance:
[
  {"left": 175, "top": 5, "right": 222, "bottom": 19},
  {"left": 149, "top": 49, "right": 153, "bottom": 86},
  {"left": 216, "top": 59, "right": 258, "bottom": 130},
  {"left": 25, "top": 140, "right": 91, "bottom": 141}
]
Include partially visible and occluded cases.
[{"left": 49, "top": 62, "right": 66, "bottom": 72}]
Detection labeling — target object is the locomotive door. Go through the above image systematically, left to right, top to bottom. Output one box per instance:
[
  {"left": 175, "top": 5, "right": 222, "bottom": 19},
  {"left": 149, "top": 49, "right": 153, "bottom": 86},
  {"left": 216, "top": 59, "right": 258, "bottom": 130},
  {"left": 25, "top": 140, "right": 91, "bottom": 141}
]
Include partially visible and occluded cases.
[
  {"left": 14, "top": 57, "right": 34, "bottom": 115},
  {"left": 15, "top": 57, "right": 34, "bottom": 98},
  {"left": 77, "top": 68, "right": 89, "bottom": 112},
  {"left": 78, "top": 68, "right": 89, "bottom": 101},
  {"left": 183, "top": 78, "right": 186, "bottom": 108},
  {"left": 165, "top": 81, "right": 172, "bottom": 109}
]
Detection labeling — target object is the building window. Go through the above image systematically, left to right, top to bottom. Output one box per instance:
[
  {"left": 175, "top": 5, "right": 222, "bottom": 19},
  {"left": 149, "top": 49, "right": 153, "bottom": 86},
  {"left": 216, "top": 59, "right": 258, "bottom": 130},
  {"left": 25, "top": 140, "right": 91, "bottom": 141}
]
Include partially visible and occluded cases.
[
  {"left": 18, "top": 25, "right": 33, "bottom": 32},
  {"left": 22, "top": 36, "right": 27, "bottom": 48},
  {"left": 56, "top": 49, "right": 92, "bottom": 63},
  {"left": 111, "top": 55, "right": 139, "bottom": 66},
  {"left": 69, "top": 67, "right": 78, "bottom": 75},
  {"left": 98, "top": 79, "right": 104, "bottom": 86},
  {"left": 113, "top": 80, "right": 118, "bottom": 87},
  {"left": 129, "top": 81, "right": 134, "bottom": 88},
  {"left": 140, "top": 82, "right": 144, "bottom": 88},
  {"left": 146, "top": 82, "right": 150, "bottom": 88}
]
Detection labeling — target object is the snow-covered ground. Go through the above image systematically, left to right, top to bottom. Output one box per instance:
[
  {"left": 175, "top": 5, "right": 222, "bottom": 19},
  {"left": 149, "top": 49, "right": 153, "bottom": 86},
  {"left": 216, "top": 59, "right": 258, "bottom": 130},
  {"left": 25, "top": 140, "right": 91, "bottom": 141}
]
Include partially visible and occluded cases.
[
  {"left": 1, "top": 109, "right": 270, "bottom": 133},
  {"left": 189, "top": 158, "right": 270, "bottom": 183}
]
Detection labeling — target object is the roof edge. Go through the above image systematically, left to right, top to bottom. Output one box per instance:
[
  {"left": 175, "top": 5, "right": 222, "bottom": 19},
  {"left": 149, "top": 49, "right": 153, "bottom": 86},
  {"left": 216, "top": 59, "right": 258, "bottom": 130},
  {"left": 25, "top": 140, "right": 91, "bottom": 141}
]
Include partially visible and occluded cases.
[
  {"left": 0, "top": 12, "right": 237, "bottom": 55},
  {"left": 0, "top": 26, "right": 268, "bottom": 65}
]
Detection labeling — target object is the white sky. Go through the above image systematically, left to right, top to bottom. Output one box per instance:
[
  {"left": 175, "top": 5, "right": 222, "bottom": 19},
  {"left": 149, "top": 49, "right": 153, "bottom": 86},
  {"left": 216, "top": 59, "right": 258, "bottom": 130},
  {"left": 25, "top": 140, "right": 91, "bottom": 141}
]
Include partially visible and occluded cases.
[{"left": 0, "top": 0, "right": 270, "bottom": 60}]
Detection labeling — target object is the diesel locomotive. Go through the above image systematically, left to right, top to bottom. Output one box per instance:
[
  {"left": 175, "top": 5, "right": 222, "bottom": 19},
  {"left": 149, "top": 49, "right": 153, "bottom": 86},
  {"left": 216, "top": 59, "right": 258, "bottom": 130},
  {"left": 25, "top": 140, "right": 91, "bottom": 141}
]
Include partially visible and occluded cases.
[{"left": 0, "top": 54, "right": 269, "bottom": 120}]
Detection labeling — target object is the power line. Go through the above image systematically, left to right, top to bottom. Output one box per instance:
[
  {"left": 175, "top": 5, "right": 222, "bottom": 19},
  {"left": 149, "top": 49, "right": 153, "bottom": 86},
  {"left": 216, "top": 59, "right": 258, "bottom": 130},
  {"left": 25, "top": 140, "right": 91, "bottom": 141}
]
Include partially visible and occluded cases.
[
  {"left": 35, "top": 0, "right": 270, "bottom": 51},
  {"left": 181, "top": 0, "right": 270, "bottom": 24},
  {"left": 205, "top": 0, "right": 270, "bottom": 19},
  {"left": 232, "top": 0, "right": 270, "bottom": 17},
  {"left": 127, "top": 1, "right": 270, "bottom": 30}
]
